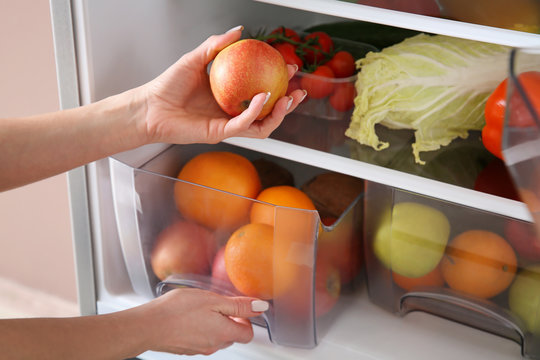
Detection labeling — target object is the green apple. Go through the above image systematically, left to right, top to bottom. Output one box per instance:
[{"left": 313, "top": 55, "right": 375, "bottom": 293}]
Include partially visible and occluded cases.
[
  {"left": 373, "top": 202, "right": 450, "bottom": 278},
  {"left": 508, "top": 265, "right": 540, "bottom": 336}
]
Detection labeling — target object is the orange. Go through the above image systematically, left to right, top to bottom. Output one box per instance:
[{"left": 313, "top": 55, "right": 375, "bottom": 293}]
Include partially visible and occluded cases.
[
  {"left": 174, "top": 151, "right": 261, "bottom": 231},
  {"left": 250, "top": 185, "right": 317, "bottom": 226},
  {"left": 250, "top": 185, "right": 320, "bottom": 245},
  {"left": 224, "top": 223, "right": 296, "bottom": 300},
  {"left": 441, "top": 230, "right": 517, "bottom": 299},
  {"left": 392, "top": 264, "right": 445, "bottom": 292}
]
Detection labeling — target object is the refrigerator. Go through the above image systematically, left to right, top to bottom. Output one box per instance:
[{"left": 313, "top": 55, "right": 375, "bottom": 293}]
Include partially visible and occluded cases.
[{"left": 49, "top": 0, "right": 540, "bottom": 359}]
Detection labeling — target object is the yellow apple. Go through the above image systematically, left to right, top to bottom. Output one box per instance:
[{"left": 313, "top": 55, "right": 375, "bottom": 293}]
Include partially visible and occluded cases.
[{"left": 373, "top": 202, "right": 450, "bottom": 278}]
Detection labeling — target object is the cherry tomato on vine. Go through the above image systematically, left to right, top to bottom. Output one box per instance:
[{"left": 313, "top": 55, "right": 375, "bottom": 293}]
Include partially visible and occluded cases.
[
  {"left": 267, "top": 27, "right": 301, "bottom": 44},
  {"left": 303, "top": 31, "right": 334, "bottom": 65},
  {"left": 273, "top": 42, "right": 303, "bottom": 70},
  {"left": 326, "top": 51, "right": 356, "bottom": 78},
  {"left": 300, "top": 65, "right": 335, "bottom": 99},
  {"left": 482, "top": 71, "right": 540, "bottom": 159},
  {"left": 329, "top": 82, "right": 356, "bottom": 112}
]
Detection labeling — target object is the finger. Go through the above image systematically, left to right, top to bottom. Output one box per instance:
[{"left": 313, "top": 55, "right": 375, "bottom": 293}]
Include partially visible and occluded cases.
[
  {"left": 183, "top": 25, "right": 244, "bottom": 66},
  {"left": 287, "top": 64, "right": 299, "bottom": 80},
  {"left": 285, "top": 88, "right": 308, "bottom": 115},
  {"left": 248, "top": 89, "right": 305, "bottom": 138},
  {"left": 223, "top": 92, "right": 269, "bottom": 135},
  {"left": 217, "top": 296, "right": 269, "bottom": 318},
  {"left": 222, "top": 318, "right": 254, "bottom": 345}
]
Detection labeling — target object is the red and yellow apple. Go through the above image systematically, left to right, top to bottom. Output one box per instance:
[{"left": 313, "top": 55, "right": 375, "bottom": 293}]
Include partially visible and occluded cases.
[
  {"left": 209, "top": 39, "right": 289, "bottom": 120},
  {"left": 150, "top": 219, "right": 217, "bottom": 281},
  {"left": 504, "top": 219, "right": 540, "bottom": 262},
  {"left": 211, "top": 246, "right": 234, "bottom": 287}
]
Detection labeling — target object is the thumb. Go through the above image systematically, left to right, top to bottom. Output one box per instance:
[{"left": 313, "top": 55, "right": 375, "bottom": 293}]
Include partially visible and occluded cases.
[
  {"left": 184, "top": 25, "right": 244, "bottom": 66},
  {"left": 217, "top": 297, "right": 270, "bottom": 318}
]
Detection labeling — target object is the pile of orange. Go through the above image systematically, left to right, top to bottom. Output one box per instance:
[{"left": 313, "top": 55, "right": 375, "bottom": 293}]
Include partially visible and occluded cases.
[{"left": 174, "top": 151, "right": 322, "bottom": 300}]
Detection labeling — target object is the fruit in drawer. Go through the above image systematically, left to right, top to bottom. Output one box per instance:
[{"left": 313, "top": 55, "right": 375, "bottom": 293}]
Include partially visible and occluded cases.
[
  {"left": 302, "top": 31, "right": 334, "bottom": 65},
  {"left": 209, "top": 39, "right": 289, "bottom": 120},
  {"left": 326, "top": 50, "right": 356, "bottom": 78},
  {"left": 300, "top": 65, "right": 335, "bottom": 99},
  {"left": 329, "top": 82, "right": 356, "bottom": 112},
  {"left": 174, "top": 151, "right": 262, "bottom": 231},
  {"left": 251, "top": 158, "right": 295, "bottom": 189},
  {"left": 301, "top": 172, "right": 364, "bottom": 219},
  {"left": 250, "top": 185, "right": 317, "bottom": 227},
  {"left": 373, "top": 202, "right": 450, "bottom": 278},
  {"left": 319, "top": 214, "right": 362, "bottom": 285},
  {"left": 505, "top": 219, "right": 540, "bottom": 262},
  {"left": 150, "top": 220, "right": 217, "bottom": 281},
  {"left": 224, "top": 223, "right": 296, "bottom": 299},
  {"left": 441, "top": 230, "right": 517, "bottom": 299},
  {"left": 211, "top": 246, "right": 234, "bottom": 288},
  {"left": 284, "top": 252, "right": 341, "bottom": 318},
  {"left": 392, "top": 263, "right": 444, "bottom": 292},
  {"left": 508, "top": 265, "right": 540, "bottom": 336}
]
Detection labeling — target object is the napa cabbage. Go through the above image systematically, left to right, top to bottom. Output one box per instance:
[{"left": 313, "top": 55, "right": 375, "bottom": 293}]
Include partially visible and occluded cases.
[{"left": 346, "top": 34, "right": 512, "bottom": 164}]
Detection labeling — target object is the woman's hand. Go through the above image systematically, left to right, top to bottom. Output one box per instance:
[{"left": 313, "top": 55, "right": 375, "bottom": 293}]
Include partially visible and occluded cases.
[
  {"left": 140, "top": 25, "right": 306, "bottom": 145},
  {"left": 140, "top": 288, "right": 269, "bottom": 356}
]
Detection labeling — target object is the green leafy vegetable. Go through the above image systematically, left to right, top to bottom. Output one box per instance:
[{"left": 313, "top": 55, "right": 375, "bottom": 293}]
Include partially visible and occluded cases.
[{"left": 346, "top": 34, "right": 512, "bottom": 164}]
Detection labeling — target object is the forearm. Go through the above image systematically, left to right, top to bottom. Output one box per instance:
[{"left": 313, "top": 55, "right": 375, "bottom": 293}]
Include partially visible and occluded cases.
[
  {"left": 0, "top": 87, "right": 148, "bottom": 191},
  {"left": 0, "top": 310, "right": 152, "bottom": 360}
]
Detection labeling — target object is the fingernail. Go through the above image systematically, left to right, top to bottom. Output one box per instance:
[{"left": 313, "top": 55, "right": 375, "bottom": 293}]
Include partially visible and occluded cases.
[
  {"left": 226, "top": 25, "right": 244, "bottom": 34},
  {"left": 291, "top": 64, "right": 299, "bottom": 72},
  {"left": 300, "top": 89, "right": 308, "bottom": 102},
  {"left": 263, "top": 92, "right": 271, "bottom": 105},
  {"left": 286, "top": 96, "right": 294, "bottom": 111},
  {"left": 251, "top": 300, "right": 269, "bottom": 312}
]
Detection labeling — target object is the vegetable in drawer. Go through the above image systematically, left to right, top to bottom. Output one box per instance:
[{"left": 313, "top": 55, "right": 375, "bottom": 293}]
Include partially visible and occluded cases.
[{"left": 346, "top": 34, "right": 535, "bottom": 165}]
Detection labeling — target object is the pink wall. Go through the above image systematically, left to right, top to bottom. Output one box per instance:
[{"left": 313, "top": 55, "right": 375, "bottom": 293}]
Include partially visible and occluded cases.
[{"left": 0, "top": 2, "right": 77, "bottom": 303}]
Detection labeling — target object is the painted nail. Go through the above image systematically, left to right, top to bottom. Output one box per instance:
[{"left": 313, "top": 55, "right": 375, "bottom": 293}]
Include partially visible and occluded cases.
[
  {"left": 226, "top": 25, "right": 244, "bottom": 34},
  {"left": 291, "top": 63, "right": 299, "bottom": 73},
  {"left": 300, "top": 89, "right": 308, "bottom": 102},
  {"left": 263, "top": 92, "right": 271, "bottom": 105},
  {"left": 286, "top": 96, "right": 294, "bottom": 111},
  {"left": 251, "top": 300, "right": 269, "bottom": 312}
]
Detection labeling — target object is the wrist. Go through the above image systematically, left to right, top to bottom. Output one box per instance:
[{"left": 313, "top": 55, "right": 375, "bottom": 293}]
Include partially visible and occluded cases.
[{"left": 102, "top": 86, "right": 150, "bottom": 151}]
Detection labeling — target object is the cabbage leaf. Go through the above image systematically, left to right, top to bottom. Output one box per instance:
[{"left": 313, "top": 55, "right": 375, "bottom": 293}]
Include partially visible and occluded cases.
[{"left": 346, "top": 34, "right": 511, "bottom": 164}]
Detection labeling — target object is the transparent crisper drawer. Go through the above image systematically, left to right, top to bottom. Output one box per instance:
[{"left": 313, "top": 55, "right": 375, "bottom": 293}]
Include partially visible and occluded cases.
[
  {"left": 503, "top": 48, "right": 540, "bottom": 234},
  {"left": 109, "top": 143, "right": 364, "bottom": 348},
  {"left": 363, "top": 181, "right": 540, "bottom": 359}
]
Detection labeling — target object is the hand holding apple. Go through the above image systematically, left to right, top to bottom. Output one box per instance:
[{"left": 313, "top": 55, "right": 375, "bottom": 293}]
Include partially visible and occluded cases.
[{"left": 210, "top": 39, "right": 290, "bottom": 120}]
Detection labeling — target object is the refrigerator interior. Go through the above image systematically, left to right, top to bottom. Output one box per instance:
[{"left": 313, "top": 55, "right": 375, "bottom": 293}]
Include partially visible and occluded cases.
[{"left": 52, "top": 0, "right": 540, "bottom": 359}]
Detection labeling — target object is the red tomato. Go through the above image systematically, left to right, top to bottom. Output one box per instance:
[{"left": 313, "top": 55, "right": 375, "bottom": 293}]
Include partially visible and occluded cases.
[
  {"left": 267, "top": 27, "right": 301, "bottom": 44},
  {"left": 303, "top": 31, "right": 334, "bottom": 65},
  {"left": 273, "top": 42, "right": 303, "bottom": 70},
  {"left": 326, "top": 51, "right": 356, "bottom": 78},
  {"left": 300, "top": 65, "right": 335, "bottom": 99},
  {"left": 482, "top": 71, "right": 540, "bottom": 159},
  {"left": 329, "top": 82, "right": 356, "bottom": 112}
]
